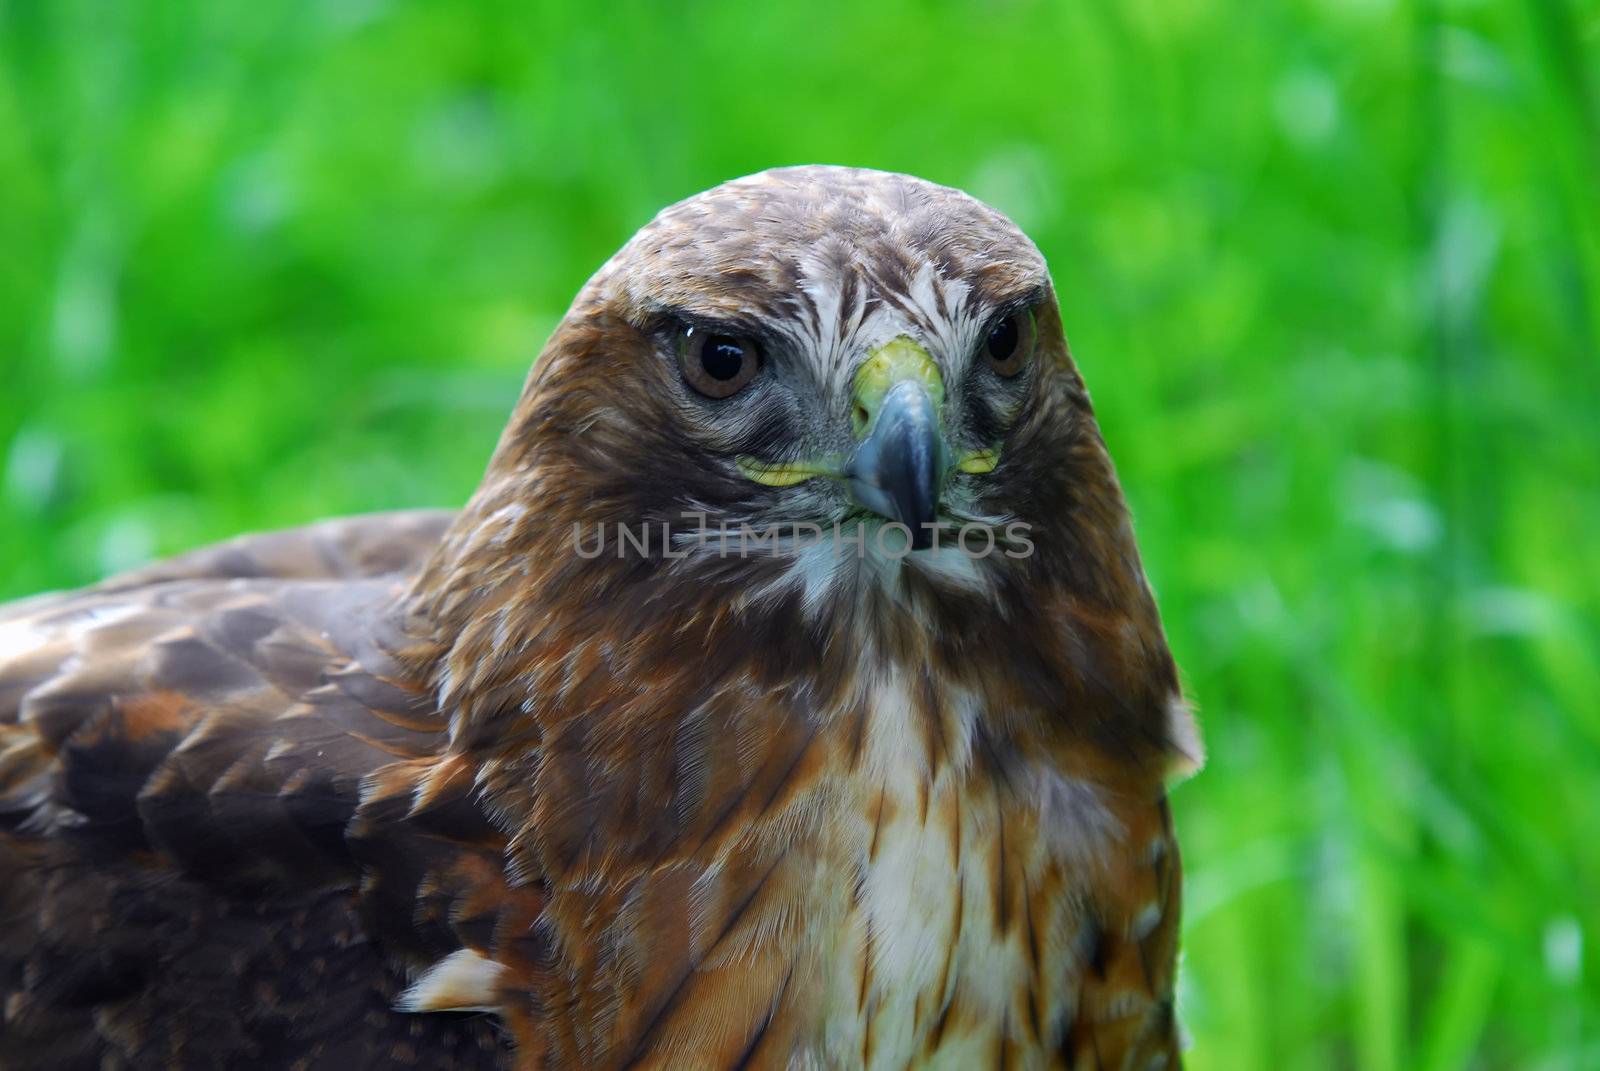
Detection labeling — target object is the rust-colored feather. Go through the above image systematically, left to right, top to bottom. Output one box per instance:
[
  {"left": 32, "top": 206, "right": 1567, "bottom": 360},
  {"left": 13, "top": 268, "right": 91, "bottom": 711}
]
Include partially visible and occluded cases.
[{"left": 1, "top": 168, "right": 1197, "bottom": 1070}]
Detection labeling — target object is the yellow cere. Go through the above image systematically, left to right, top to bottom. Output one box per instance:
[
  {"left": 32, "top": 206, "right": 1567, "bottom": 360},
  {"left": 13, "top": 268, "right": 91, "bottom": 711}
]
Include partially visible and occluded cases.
[
  {"left": 851, "top": 336, "right": 945, "bottom": 438},
  {"left": 740, "top": 337, "right": 959, "bottom": 487}
]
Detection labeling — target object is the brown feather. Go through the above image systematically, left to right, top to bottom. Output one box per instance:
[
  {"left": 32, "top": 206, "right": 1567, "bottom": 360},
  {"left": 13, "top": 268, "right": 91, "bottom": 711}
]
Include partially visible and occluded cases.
[{"left": 1, "top": 168, "right": 1197, "bottom": 1069}]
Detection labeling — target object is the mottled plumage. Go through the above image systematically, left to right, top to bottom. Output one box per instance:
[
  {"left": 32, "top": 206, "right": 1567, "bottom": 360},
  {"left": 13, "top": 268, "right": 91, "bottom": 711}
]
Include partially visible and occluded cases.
[{"left": 0, "top": 167, "right": 1200, "bottom": 1069}]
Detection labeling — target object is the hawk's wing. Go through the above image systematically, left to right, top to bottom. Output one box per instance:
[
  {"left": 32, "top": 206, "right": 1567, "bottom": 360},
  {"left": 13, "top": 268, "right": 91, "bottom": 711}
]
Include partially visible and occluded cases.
[
  {"left": 0, "top": 511, "right": 518, "bottom": 1070},
  {"left": 1060, "top": 794, "right": 1185, "bottom": 1070}
]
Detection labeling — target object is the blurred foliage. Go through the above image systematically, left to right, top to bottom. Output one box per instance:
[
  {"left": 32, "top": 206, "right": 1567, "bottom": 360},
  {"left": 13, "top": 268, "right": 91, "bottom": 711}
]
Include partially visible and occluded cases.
[{"left": 1, "top": 0, "right": 1597, "bottom": 1067}]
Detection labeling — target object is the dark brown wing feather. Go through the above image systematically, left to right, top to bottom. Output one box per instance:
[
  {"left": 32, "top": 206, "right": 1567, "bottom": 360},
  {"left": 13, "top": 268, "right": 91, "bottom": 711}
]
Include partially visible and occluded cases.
[{"left": 0, "top": 511, "right": 514, "bottom": 1070}]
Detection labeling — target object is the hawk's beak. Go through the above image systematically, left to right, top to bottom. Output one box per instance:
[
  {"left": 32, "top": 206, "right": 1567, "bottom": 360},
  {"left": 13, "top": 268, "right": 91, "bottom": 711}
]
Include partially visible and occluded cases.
[{"left": 843, "top": 337, "right": 949, "bottom": 549}]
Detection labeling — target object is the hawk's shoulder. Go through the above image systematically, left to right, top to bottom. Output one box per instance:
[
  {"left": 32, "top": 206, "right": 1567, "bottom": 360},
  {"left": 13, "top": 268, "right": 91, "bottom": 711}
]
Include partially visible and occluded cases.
[
  {"left": 0, "top": 509, "right": 456, "bottom": 852},
  {"left": 0, "top": 510, "right": 518, "bottom": 1069}
]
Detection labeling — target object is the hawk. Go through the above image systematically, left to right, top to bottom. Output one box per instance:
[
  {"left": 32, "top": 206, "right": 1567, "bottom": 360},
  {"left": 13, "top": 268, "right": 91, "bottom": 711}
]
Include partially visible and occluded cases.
[{"left": 0, "top": 166, "right": 1202, "bottom": 1069}]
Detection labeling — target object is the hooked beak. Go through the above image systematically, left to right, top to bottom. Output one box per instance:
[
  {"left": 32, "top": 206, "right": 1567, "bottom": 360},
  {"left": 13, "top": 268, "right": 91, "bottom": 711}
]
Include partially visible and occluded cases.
[
  {"left": 735, "top": 335, "right": 1001, "bottom": 547},
  {"left": 843, "top": 338, "right": 949, "bottom": 549},
  {"left": 844, "top": 379, "right": 944, "bottom": 548}
]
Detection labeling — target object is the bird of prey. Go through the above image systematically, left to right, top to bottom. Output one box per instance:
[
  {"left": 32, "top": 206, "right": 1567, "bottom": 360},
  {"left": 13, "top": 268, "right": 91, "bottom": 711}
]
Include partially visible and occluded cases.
[{"left": 0, "top": 166, "right": 1202, "bottom": 1070}]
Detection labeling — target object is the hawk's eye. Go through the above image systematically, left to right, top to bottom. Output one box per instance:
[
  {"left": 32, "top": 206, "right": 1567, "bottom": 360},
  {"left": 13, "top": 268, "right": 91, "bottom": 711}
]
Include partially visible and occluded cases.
[
  {"left": 982, "top": 310, "right": 1036, "bottom": 378},
  {"left": 678, "top": 324, "right": 760, "bottom": 399}
]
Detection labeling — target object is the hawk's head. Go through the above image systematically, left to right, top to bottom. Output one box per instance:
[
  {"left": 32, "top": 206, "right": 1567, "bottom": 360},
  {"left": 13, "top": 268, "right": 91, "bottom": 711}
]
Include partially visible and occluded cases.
[
  {"left": 586, "top": 165, "right": 1050, "bottom": 559},
  {"left": 417, "top": 166, "right": 1195, "bottom": 779},
  {"left": 483, "top": 167, "right": 1111, "bottom": 600}
]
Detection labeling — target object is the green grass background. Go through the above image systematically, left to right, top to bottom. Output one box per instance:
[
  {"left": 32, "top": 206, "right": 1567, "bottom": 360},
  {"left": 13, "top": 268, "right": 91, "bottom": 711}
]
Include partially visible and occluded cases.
[{"left": 2, "top": 1, "right": 1597, "bottom": 1066}]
